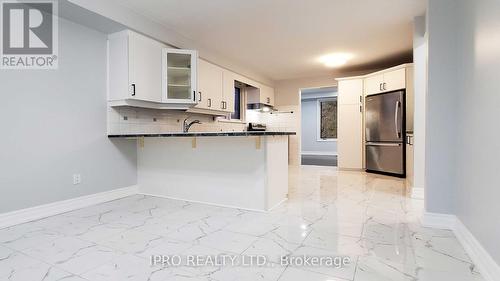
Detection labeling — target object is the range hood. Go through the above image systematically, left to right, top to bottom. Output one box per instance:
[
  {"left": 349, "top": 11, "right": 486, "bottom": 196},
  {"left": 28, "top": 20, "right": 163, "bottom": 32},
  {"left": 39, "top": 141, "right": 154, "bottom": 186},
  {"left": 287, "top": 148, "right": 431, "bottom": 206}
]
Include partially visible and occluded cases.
[{"left": 247, "top": 103, "right": 274, "bottom": 112}]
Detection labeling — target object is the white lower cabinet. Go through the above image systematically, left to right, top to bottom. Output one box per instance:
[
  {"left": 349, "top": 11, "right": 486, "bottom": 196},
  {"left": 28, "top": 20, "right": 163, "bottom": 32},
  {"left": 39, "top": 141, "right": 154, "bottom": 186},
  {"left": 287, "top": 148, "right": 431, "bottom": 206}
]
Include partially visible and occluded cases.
[{"left": 337, "top": 78, "right": 364, "bottom": 170}]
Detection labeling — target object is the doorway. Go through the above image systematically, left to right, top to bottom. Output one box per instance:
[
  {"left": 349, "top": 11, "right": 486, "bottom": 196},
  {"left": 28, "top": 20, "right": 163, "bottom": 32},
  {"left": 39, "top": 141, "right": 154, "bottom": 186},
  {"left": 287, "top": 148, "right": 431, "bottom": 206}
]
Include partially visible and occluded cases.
[{"left": 300, "top": 87, "right": 338, "bottom": 166}]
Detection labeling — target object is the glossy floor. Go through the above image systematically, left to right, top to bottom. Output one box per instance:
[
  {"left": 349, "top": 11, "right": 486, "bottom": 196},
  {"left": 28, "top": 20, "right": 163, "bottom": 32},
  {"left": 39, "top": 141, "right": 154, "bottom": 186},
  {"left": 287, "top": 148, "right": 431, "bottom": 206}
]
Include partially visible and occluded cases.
[{"left": 0, "top": 166, "right": 484, "bottom": 281}]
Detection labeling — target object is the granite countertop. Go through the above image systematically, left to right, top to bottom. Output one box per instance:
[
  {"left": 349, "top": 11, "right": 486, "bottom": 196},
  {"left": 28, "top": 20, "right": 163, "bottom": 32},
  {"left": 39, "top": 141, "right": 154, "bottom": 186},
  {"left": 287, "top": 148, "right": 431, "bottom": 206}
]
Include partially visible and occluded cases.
[{"left": 108, "top": 131, "right": 296, "bottom": 138}]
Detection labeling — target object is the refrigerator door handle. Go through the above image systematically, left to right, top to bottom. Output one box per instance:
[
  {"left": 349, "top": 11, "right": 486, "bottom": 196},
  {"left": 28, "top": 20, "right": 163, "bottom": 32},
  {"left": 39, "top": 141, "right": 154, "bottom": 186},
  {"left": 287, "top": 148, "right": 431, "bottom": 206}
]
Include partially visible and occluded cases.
[
  {"left": 395, "top": 100, "right": 401, "bottom": 139},
  {"left": 366, "top": 142, "right": 402, "bottom": 147}
]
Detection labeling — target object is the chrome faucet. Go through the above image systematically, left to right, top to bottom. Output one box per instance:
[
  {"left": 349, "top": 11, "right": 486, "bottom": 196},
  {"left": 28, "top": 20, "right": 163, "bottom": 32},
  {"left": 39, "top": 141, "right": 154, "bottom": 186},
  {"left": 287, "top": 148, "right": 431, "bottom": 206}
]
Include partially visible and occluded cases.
[{"left": 183, "top": 117, "right": 201, "bottom": 133}]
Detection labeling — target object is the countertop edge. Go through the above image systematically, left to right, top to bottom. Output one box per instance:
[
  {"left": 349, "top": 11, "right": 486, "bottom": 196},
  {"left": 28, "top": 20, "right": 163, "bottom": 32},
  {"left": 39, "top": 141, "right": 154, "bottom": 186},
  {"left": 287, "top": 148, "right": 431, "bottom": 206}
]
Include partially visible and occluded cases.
[{"left": 108, "top": 132, "right": 296, "bottom": 138}]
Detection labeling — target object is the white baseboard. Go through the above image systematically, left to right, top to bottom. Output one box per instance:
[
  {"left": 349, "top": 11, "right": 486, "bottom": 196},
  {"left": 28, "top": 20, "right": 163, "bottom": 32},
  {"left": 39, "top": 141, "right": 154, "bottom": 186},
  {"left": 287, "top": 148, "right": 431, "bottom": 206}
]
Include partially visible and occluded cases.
[
  {"left": 301, "top": 151, "right": 337, "bottom": 156},
  {"left": 0, "top": 185, "right": 139, "bottom": 229},
  {"left": 411, "top": 187, "right": 425, "bottom": 200},
  {"left": 139, "top": 192, "right": 268, "bottom": 213},
  {"left": 267, "top": 198, "right": 288, "bottom": 212},
  {"left": 421, "top": 212, "right": 457, "bottom": 229},
  {"left": 422, "top": 212, "right": 500, "bottom": 281},
  {"left": 454, "top": 219, "right": 500, "bottom": 281}
]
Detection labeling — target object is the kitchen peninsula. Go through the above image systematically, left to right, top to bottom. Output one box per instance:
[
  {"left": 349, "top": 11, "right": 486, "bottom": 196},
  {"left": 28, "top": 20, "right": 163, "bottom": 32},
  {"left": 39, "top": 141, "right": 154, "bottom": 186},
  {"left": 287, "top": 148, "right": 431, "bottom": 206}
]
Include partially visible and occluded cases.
[{"left": 109, "top": 132, "right": 295, "bottom": 211}]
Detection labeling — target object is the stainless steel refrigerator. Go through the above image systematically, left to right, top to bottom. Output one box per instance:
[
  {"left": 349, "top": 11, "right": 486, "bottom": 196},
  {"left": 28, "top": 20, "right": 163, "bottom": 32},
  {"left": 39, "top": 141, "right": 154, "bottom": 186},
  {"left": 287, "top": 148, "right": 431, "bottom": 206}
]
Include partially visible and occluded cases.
[{"left": 365, "top": 90, "right": 405, "bottom": 177}]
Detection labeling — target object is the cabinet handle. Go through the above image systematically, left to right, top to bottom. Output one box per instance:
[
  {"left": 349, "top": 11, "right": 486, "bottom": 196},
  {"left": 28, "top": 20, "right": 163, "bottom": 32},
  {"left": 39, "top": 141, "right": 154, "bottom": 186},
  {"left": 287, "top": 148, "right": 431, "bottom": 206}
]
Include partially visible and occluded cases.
[
  {"left": 379, "top": 83, "right": 382, "bottom": 91},
  {"left": 383, "top": 83, "right": 387, "bottom": 91},
  {"left": 131, "top": 84, "right": 136, "bottom": 96},
  {"left": 193, "top": 91, "right": 196, "bottom": 101},
  {"left": 198, "top": 92, "right": 202, "bottom": 102},
  {"left": 359, "top": 95, "right": 362, "bottom": 103},
  {"left": 267, "top": 97, "right": 271, "bottom": 104},
  {"left": 207, "top": 98, "right": 211, "bottom": 108},
  {"left": 360, "top": 105, "right": 362, "bottom": 113}
]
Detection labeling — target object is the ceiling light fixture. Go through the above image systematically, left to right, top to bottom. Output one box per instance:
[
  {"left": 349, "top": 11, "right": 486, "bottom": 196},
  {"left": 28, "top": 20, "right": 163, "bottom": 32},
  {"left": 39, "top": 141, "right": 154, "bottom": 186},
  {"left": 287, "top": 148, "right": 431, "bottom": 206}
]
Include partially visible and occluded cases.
[{"left": 318, "top": 53, "right": 354, "bottom": 68}]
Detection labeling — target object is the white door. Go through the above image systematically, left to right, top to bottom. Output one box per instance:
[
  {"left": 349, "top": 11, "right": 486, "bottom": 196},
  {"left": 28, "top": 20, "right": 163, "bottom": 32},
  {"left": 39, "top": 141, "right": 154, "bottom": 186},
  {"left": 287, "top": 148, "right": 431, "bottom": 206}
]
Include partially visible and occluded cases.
[
  {"left": 128, "top": 32, "right": 164, "bottom": 102},
  {"left": 163, "top": 49, "right": 198, "bottom": 103},
  {"left": 197, "top": 59, "right": 223, "bottom": 110},
  {"left": 383, "top": 68, "right": 406, "bottom": 92},
  {"left": 364, "top": 74, "right": 384, "bottom": 96},
  {"left": 337, "top": 104, "right": 363, "bottom": 169}
]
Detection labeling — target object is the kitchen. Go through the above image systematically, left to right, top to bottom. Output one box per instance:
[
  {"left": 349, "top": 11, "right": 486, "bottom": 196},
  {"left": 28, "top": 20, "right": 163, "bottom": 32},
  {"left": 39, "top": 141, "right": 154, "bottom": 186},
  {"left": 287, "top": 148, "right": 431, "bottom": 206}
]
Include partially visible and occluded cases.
[{"left": 0, "top": 1, "right": 498, "bottom": 281}]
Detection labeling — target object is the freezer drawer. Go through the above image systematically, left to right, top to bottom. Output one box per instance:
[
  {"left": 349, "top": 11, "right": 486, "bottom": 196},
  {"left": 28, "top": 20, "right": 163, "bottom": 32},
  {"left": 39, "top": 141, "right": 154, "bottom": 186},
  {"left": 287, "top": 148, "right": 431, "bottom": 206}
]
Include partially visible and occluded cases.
[{"left": 365, "top": 142, "right": 404, "bottom": 176}]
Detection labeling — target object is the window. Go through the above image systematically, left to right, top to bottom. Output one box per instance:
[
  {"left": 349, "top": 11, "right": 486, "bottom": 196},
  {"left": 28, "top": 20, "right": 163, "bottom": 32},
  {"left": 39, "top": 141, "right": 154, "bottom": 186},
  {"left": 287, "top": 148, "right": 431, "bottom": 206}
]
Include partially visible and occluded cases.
[
  {"left": 231, "top": 86, "right": 241, "bottom": 120},
  {"left": 318, "top": 98, "right": 337, "bottom": 140}
]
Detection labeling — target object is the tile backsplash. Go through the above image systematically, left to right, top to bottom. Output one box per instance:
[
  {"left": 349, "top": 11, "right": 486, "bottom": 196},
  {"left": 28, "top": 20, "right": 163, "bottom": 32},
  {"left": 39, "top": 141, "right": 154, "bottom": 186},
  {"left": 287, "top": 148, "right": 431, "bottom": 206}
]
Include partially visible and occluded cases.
[{"left": 107, "top": 106, "right": 297, "bottom": 135}]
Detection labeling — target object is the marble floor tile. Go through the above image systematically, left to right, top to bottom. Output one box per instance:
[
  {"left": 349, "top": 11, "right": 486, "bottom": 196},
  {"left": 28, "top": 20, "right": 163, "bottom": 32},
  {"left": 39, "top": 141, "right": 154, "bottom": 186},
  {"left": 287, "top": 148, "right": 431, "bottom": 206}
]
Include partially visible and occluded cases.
[
  {"left": 0, "top": 166, "right": 486, "bottom": 281},
  {"left": 0, "top": 223, "right": 62, "bottom": 251},
  {"left": 98, "top": 229, "right": 164, "bottom": 255},
  {"left": 198, "top": 230, "right": 258, "bottom": 254},
  {"left": 21, "top": 236, "right": 120, "bottom": 275},
  {"left": 243, "top": 236, "right": 300, "bottom": 264},
  {"left": 292, "top": 245, "right": 357, "bottom": 280},
  {"left": 0, "top": 247, "right": 81, "bottom": 281},
  {"left": 81, "top": 254, "right": 155, "bottom": 281},
  {"left": 209, "top": 265, "right": 286, "bottom": 281},
  {"left": 278, "top": 266, "right": 347, "bottom": 281}
]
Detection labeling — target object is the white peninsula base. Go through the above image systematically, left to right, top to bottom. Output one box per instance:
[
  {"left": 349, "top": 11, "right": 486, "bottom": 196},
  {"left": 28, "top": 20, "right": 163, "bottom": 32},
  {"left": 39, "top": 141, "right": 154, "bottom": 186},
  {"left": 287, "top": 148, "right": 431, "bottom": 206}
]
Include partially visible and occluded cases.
[{"left": 137, "top": 135, "right": 289, "bottom": 211}]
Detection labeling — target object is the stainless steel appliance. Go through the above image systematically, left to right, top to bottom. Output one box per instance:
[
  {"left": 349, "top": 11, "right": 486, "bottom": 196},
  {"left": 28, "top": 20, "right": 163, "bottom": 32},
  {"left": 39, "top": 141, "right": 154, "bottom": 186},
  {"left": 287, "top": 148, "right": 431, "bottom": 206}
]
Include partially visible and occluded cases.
[
  {"left": 365, "top": 90, "right": 405, "bottom": 177},
  {"left": 247, "top": 123, "right": 267, "bottom": 131}
]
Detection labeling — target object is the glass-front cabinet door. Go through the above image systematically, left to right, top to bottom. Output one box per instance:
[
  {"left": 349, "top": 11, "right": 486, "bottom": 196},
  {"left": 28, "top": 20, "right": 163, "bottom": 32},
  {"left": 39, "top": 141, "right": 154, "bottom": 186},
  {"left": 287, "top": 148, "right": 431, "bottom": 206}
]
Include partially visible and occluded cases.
[{"left": 162, "top": 49, "right": 198, "bottom": 103}]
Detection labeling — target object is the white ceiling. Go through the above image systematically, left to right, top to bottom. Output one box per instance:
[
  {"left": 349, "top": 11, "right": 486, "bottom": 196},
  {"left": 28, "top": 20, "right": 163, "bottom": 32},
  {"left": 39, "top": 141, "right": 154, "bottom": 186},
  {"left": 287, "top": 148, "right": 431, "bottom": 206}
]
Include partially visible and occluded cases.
[{"left": 109, "top": 0, "right": 426, "bottom": 81}]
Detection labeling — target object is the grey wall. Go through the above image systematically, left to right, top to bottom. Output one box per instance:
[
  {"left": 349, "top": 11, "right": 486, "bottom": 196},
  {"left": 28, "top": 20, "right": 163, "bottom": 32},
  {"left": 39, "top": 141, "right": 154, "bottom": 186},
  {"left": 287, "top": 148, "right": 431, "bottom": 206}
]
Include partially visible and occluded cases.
[
  {"left": 425, "top": 0, "right": 458, "bottom": 214},
  {"left": 426, "top": 0, "right": 500, "bottom": 264},
  {"left": 454, "top": 0, "right": 500, "bottom": 264},
  {"left": 412, "top": 15, "right": 427, "bottom": 191},
  {"left": 0, "top": 18, "right": 137, "bottom": 213},
  {"left": 301, "top": 97, "right": 337, "bottom": 154}
]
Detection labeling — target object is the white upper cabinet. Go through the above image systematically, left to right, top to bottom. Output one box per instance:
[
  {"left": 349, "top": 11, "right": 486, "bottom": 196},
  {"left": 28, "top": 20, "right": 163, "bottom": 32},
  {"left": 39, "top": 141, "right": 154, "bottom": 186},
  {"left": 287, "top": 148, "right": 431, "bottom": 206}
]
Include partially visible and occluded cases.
[
  {"left": 108, "top": 30, "right": 165, "bottom": 103},
  {"left": 108, "top": 30, "right": 198, "bottom": 109},
  {"left": 128, "top": 32, "right": 165, "bottom": 103},
  {"left": 163, "top": 49, "right": 198, "bottom": 104},
  {"left": 189, "top": 59, "right": 234, "bottom": 114},
  {"left": 196, "top": 59, "right": 223, "bottom": 111},
  {"left": 364, "top": 67, "right": 407, "bottom": 96},
  {"left": 382, "top": 68, "right": 406, "bottom": 92},
  {"left": 222, "top": 69, "right": 236, "bottom": 113},
  {"left": 364, "top": 74, "right": 384, "bottom": 96},
  {"left": 338, "top": 78, "right": 363, "bottom": 105},
  {"left": 247, "top": 84, "right": 275, "bottom": 106},
  {"left": 260, "top": 85, "right": 275, "bottom": 106}
]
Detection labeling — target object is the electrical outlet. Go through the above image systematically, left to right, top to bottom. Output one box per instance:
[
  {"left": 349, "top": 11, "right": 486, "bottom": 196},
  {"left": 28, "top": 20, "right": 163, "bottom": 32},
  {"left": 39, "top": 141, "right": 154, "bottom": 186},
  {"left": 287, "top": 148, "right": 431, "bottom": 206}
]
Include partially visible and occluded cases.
[{"left": 73, "top": 174, "right": 82, "bottom": 185}]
